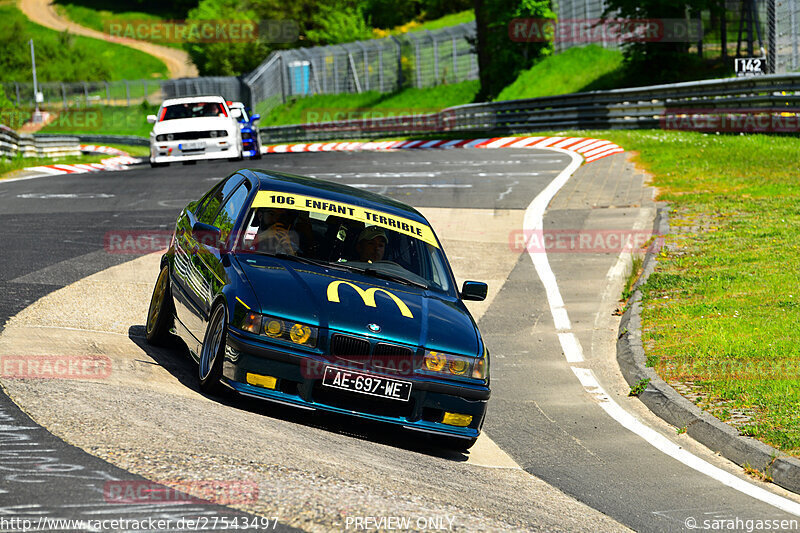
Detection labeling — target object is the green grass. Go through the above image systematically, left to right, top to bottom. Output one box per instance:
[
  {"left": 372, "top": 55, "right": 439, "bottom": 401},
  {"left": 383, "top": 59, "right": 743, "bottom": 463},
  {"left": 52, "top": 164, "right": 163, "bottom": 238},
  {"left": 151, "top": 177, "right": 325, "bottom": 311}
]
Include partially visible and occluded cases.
[
  {"left": 54, "top": 1, "right": 184, "bottom": 49},
  {"left": 0, "top": 4, "right": 167, "bottom": 82},
  {"left": 372, "top": 10, "right": 474, "bottom": 38},
  {"left": 496, "top": 45, "right": 625, "bottom": 101},
  {"left": 259, "top": 81, "right": 480, "bottom": 126},
  {"left": 38, "top": 104, "right": 157, "bottom": 137},
  {"left": 578, "top": 130, "right": 800, "bottom": 457}
]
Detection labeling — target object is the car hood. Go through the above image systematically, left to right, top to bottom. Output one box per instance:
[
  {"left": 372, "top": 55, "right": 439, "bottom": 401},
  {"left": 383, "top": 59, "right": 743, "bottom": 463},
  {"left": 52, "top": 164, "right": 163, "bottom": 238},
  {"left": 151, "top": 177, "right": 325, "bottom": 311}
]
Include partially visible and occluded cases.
[
  {"left": 152, "top": 117, "right": 235, "bottom": 134},
  {"left": 236, "top": 255, "right": 480, "bottom": 356}
]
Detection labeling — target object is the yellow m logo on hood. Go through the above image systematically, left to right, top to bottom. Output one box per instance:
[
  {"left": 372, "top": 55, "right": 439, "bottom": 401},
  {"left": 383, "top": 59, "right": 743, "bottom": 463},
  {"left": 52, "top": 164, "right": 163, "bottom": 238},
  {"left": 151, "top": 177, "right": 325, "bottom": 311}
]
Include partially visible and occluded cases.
[{"left": 326, "top": 281, "right": 414, "bottom": 319}]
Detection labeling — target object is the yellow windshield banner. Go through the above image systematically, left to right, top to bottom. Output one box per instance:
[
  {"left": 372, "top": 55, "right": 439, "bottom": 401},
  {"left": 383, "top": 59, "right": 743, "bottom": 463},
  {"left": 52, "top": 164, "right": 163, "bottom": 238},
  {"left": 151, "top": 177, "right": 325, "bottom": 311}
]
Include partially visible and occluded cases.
[{"left": 252, "top": 191, "right": 439, "bottom": 248}]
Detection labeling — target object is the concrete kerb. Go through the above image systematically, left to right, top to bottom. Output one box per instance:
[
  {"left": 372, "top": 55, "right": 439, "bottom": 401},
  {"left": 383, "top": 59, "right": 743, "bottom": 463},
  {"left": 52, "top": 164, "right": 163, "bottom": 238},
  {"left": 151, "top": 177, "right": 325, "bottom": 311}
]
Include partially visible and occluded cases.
[{"left": 616, "top": 206, "right": 800, "bottom": 494}]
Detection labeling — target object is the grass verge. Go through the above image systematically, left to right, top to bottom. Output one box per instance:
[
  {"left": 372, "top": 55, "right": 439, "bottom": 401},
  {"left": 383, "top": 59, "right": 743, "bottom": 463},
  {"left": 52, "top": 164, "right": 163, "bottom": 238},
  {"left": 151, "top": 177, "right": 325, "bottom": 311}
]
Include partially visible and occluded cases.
[
  {"left": 0, "top": 4, "right": 167, "bottom": 82},
  {"left": 496, "top": 45, "right": 625, "bottom": 101},
  {"left": 260, "top": 81, "right": 480, "bottom": 126},
  {"left": 38, "top": 105, "right": 157, "bottom": 138},
  {"left": 581, "top": 130, "right": 800, "bottom": 457}
]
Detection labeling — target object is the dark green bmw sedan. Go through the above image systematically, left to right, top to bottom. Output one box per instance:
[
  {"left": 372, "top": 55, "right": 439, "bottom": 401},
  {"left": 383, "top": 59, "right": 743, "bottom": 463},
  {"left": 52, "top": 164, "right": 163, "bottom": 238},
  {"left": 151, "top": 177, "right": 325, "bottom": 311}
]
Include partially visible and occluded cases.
[{"left": 146, "top": 168, "right": 490, "bottom": 449}]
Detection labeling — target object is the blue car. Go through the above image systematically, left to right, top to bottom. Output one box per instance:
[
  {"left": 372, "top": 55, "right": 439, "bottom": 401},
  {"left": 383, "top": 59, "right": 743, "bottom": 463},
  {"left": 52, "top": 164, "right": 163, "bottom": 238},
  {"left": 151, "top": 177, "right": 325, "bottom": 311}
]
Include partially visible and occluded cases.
[
  {"left": 228, "top": 101, "right": 261, "bottom": 159},
  {"left": 145, "top": 169, "right": 490, "bottom": 449}
]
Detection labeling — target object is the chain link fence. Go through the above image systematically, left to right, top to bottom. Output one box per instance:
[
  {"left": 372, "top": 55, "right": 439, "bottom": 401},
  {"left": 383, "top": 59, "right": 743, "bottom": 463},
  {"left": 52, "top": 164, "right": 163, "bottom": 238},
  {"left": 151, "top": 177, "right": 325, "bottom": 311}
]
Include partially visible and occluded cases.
[
  {"left": 552, "top": 0, "right": 798, "bottom": 73},
  {"left": 2, "top": 22, "right": 477, "bottom": 117},
  {"left": 244, "top": 22, "right": 478, "bottom": 115}
]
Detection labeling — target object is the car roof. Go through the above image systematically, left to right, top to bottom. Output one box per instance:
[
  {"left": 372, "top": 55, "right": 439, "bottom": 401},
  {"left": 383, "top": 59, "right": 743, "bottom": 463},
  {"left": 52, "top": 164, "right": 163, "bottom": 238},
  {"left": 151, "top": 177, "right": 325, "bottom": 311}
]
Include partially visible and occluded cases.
[
  {"left": 160, "top": 96, "right": 227, "bottom": 106},
  {"left": 239, "top": 169, "right": 428, "bottom": 224}
]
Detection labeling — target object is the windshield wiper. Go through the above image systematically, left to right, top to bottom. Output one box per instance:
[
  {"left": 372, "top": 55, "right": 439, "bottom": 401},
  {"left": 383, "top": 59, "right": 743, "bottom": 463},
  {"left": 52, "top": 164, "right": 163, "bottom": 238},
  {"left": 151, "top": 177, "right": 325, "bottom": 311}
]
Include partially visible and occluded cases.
[
  {"left": 272, "top": 253, "right": 350, "bottom": 271},
  {"left": 363, "top": 267, "right": 429, "bottom": 290}
]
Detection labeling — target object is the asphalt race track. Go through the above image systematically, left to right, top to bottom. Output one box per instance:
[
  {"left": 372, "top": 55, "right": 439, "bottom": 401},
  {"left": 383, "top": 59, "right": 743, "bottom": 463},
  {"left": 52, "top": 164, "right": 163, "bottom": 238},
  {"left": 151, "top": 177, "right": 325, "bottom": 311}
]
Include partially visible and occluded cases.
[{"left": 1, "top": 149, "right": 799, "bottom": 532}]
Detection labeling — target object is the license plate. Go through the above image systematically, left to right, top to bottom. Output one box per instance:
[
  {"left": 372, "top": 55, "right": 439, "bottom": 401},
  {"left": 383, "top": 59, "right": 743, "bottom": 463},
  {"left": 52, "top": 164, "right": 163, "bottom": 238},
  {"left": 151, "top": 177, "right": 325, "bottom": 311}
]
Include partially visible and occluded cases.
[
  {"left": 179, "top": 141, "right": 204, "bottom": 150},
  {"left": 322, "top": 366, "right": 411, "bottom": 402}
]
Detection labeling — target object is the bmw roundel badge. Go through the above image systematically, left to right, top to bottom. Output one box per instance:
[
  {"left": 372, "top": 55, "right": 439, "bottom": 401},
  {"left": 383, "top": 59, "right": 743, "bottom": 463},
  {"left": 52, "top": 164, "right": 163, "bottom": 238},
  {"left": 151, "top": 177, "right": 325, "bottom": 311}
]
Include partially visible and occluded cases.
[{"left": 367, "top": 323, "right": 381, "bottom": 333}]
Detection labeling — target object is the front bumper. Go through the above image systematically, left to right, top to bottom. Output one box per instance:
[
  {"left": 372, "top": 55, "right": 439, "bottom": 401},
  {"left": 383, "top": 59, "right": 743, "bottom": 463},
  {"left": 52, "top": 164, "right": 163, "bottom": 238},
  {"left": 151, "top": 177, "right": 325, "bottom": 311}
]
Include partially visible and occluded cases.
[
  {"left": 150, "top": 137, "right": 239, "bottom": 163},
  {"left": 223, "top": 330, "right": 489, "bottom": 440}
]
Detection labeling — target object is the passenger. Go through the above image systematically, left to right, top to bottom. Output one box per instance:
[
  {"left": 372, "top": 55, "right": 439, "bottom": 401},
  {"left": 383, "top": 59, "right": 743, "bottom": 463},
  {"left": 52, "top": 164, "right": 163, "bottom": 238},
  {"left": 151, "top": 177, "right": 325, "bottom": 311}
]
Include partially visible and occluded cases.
[
  {"left": 254, "top": 208, "right": 299, "bottom": 255},
  {"left": 356, "top": 226, "right": 387, "bottom": 263}
]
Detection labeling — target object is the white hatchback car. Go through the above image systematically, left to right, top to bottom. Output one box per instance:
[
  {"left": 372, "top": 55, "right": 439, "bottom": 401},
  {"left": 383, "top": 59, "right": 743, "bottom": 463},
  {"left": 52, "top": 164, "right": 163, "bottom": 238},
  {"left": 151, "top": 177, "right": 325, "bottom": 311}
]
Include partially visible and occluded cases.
[{"left": 147, "top": 96, "right": 242, "bottom": 167}]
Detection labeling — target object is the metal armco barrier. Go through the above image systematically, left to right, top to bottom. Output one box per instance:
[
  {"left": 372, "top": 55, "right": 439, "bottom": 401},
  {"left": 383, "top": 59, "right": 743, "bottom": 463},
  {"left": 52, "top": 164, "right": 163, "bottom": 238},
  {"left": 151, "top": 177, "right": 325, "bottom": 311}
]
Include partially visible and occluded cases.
[
  {"left": 259, "top": 73, "right": 800, "bottom": 143},
  {"left": 0, "top": 127, "right": 82, "bottom": 159}
]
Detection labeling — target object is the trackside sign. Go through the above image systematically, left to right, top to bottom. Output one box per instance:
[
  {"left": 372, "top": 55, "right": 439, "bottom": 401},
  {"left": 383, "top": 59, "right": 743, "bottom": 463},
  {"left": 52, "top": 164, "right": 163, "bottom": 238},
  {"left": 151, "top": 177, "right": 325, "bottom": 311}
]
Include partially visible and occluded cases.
[{"left": 252, "top": 191, "right": 439, "bottom": 248}]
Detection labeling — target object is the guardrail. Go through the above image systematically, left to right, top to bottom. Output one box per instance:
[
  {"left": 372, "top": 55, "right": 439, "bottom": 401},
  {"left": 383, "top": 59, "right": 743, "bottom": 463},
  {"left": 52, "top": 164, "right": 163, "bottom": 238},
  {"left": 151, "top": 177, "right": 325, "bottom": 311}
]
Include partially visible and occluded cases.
[
  {"left": 259, "top": 74, "right": 800, "bottom": 143},
  {"left": 0, "top": 127, "right": 82, "bottom": 159},
  {"left": 34, "top": 133, "right": 150, "bottom": 147}
]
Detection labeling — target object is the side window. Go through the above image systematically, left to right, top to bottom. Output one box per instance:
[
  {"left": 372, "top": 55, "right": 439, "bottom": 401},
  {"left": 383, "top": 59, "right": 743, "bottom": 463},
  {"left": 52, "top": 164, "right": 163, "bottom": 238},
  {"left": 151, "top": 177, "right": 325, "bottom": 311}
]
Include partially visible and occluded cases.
[
  {"left": 197, "top": 176, "right": 242, "bottom": 224},
  {"left": 213, "top": 183, "right": 250, "bottom": 242}
]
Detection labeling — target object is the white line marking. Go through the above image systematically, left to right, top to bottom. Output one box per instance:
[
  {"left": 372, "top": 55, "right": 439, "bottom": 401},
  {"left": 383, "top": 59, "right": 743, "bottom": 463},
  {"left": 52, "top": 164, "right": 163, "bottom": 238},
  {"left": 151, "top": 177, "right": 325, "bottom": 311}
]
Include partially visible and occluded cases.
[{"left": 525, "top": 147, "right": 800, "bottom": 516}]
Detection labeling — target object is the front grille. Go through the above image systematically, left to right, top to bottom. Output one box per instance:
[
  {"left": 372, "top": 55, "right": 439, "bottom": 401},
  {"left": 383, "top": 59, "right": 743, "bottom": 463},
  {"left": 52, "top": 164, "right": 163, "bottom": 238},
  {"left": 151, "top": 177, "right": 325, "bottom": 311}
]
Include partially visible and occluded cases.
[
  {"left": 159, "top": 131, "right": 221, "bottom": 141},
  {"left": 330, "top": 334, "right": 370, "bottom": 360},
  {"left": 373, "top": 343, "right": 413, "bottom": 358},
  {"left": 312, "top": 383, "right": 416, "bottom": 420}
]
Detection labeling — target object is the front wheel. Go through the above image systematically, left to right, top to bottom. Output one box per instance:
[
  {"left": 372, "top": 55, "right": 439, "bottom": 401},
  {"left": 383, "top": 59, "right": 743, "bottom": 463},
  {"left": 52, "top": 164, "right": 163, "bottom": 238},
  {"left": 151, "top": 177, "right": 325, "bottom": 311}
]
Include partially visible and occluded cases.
[
  {"left": 145, "top": 265, "right": 174, "bottom": 346},
  {"left": 199, "top": 302, "right": 227, "bottom": 395}
]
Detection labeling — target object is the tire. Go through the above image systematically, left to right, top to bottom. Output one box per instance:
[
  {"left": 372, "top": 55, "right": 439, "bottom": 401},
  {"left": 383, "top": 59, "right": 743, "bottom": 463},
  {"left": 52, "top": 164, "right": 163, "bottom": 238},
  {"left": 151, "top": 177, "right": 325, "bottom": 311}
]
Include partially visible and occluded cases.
[
  {"left": 145, "top": 265, "right": 174, "bottom": 346},
  {"left": 198, "top": 302, "right": 227, "bottom": 395}
]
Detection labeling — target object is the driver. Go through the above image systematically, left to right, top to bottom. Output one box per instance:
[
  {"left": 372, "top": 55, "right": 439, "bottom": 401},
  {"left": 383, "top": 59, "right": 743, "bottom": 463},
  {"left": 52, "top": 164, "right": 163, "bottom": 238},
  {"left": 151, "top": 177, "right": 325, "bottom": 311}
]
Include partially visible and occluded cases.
[
  {"left": 254, "top": 208, "right": 299, "bottom": 255},
  {"left": 355, "top": 226, "right": 387, "bottom": 263}
]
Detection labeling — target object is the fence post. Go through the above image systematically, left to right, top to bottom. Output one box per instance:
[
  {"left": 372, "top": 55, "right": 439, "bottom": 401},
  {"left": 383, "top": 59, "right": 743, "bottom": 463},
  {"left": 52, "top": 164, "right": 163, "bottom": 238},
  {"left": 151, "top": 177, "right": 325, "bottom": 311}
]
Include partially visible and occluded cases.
[
  {"left": 767, "top": 0, "right": 776, "bottom": 73},
  {"left": 793, "top": 0, "right": 799, "bottom": 70},
  {"left": 427, "top": 31, "right": 439, "bottom": 85},
  {"left": 390, "top": 35, "right": 403, "bottom": 90},
  {"left": 452, "top": 36, "right": 458, "bottom": 82},
  {"left": 415, "top": 39, "right": 422, "bottom": 89},
  {"left": 356, "top": 42, "right": 369, "bottom": 91},
  {"left": 378, "top": 48, "right": 384, "bottom": 92},
  {"left": 333, "top": 53, "right": 339, "bottom": 93},
  {"left": 348, "top": 53, "right": 363, "bottom": 93},
  {"left": 280, "top": 55, "right": 287, "bottom": 103},
  {"left": 125, "top": 80, "right": 130, "bottom": 106},
  {"left": 143, "top": 80, "right": 148, "bottom": 104},
  {"left": 105, "top": 81, "right": 110, "bottom": 105},
  {"left": 15, "top": 82, "right": 20, "bottom": 107},
  {"left": 61, "top": 83, "right": 67, "bottom": 108}
]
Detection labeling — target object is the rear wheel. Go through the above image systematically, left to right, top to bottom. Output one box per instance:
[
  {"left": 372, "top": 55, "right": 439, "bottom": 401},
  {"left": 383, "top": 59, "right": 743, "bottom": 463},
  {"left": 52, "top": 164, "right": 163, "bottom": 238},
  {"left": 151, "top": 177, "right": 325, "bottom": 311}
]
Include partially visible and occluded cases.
[
  {"left": 145, "top": 265, "right": 174, "bottom": 345},
  {"left": 199, "top": 302, "right": 227, "bottom": 395}
]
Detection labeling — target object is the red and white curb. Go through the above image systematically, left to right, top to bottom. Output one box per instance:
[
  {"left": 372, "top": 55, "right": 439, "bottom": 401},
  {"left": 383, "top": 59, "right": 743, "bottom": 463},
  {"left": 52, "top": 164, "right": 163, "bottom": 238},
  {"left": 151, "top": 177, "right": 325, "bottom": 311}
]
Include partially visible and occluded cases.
[
  {"left": 263, "top": 136, "right": 624, "bottom": 163},
  {"left": 22, "top": 145, "right": 142, "bottom": 176}
]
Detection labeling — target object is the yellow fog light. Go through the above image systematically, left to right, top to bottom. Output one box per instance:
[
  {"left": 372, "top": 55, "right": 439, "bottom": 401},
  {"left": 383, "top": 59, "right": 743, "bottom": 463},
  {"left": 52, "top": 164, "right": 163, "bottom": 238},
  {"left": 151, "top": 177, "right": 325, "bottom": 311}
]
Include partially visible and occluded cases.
[
  {"left": 265, "top": 319, "right": 282, "bottom": 337},
  {"left": 289, "top": 323, "right": 311, "bottom": 344},
  {"left": 425, "top": 351, "right": 446, "bottom": 372},
  {"left": 449, "top": 359, "right": 469, "bottom": 375},
  {"left": 246, "top": 373, "right": 277, "bottom": 389},
  {"left": 442, "top": 412, "right": 472, "bottom": 427}
]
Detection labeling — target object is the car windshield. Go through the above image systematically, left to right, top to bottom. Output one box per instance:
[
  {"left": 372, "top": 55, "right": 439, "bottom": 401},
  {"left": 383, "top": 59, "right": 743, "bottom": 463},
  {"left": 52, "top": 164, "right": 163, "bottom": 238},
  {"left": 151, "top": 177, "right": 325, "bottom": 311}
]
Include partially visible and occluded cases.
[
  {"left": 160, "top": 102, "right": 228, "bottom": 121},
  {"left": 234, "top": 107, "right": 249, "bottom": 123},
  {"left": 234, "top": 192, "right": 452, "bottom": 292}
]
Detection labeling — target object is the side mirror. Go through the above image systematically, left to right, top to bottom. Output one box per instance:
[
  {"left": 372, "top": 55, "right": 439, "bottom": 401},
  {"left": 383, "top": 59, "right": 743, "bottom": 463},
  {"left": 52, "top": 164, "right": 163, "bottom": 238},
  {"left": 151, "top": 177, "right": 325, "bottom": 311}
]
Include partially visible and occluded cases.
[
  {"left": 230, "top": 108, "right": 242, "bottom": 119},
  {"left": 146, "top": 114, "right": 158, "bottom": 124},
  {"left": 251, "top": 114, "right": 261, "bottom": 122},
  {"left": 192, "top": 221, "right": 222, "bottom": 249},
  {"left": 461, "top": 281, "right": 487, "bottom": 302}
]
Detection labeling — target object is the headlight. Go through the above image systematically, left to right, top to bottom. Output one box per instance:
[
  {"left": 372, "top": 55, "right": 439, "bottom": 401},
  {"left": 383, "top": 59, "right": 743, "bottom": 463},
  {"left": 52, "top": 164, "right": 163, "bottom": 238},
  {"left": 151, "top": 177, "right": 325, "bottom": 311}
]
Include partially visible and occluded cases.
[
  {"left": 209, "top": 130, "right": 218, "bottom": 138},
  {"left": 167, "top": 133, "right": 174, "bottom": 141},
  {"left": 155, "top": 134, "right": 174, "bottom": 142},
  {"left": 235, "top": 312, "right": 317, "bottom": 347},
  {"left": 473, "top": 346, "right": 489, "bottom": 380},
  {"left": 422, "top": 350, "right": 482, "bottom": 379}
]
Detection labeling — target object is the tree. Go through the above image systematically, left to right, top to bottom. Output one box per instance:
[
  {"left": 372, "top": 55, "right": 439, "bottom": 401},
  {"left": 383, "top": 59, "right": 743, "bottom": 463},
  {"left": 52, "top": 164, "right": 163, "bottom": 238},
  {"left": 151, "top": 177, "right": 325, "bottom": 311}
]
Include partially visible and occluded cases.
[
  {"left": 473, "top": 0, "right": 553, "bottom": 101},
  {"left": 602, "top": 0, "right": 723, "bottom": 83}
]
